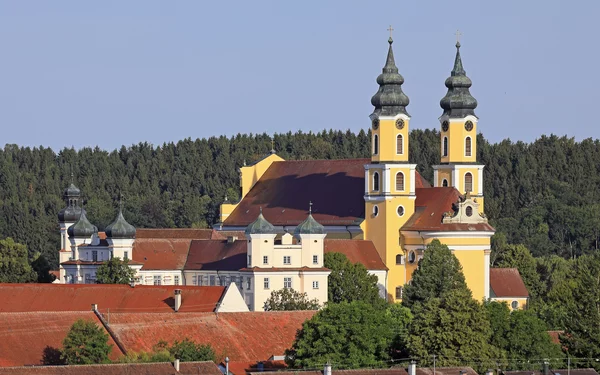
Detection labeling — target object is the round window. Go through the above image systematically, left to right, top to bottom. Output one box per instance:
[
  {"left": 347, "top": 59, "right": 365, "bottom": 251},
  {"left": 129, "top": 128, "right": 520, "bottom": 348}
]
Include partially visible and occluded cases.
[
  {"left": 373, "top": 205, "right": 379, "bottom": 217},
  {"left": 397, "top": 205, "right": 405, "bottom": 217},
  {"left": 466, "top": 206, "right": 473, "bottom": 217},
  {"left": 408, "top": 251, "right": 416, "bottom": 264},
  {"left": 511, "top": 301, "right": 519, "bottom": 310}
]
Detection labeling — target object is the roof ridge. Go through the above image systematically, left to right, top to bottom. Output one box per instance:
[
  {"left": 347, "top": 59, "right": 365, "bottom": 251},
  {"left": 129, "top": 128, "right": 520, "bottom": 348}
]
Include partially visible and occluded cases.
[{"left": 274, "top": 157, "right": 370, "bottom": 163}]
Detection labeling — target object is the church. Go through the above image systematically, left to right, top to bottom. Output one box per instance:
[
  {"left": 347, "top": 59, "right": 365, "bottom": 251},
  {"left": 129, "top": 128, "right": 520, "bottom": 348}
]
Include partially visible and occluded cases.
[
  {"left": 55, "top": 34, "right": 529, "bottom": 311},
  {"left": 218, "top": 35, "right": 528, "bottom": 307}
]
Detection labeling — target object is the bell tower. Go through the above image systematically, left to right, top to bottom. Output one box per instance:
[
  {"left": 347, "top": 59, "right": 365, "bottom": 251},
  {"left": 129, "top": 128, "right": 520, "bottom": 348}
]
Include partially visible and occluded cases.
[
  {"left": 364, "top": 30, "right": 417, "bottom": 302},
  {"left": 433, "top": 38, "right": 485, "bottom": 211}
]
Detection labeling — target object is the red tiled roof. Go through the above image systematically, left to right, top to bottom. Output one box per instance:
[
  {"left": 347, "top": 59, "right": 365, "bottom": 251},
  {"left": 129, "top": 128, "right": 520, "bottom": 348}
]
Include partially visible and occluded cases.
[
  {"left": 224, "top": 159, "right": 369, "bottom": 227},
  {"left": 402, "top": 187, "right": 495, "bottom": 232},
  {"left": 135, "top": 228, "right": 216, "bottom": 239},
  {"left": 132, "top": 239, "right": 192, "bottom": 270},
  {"left": 185, "top": 239, "right": 248, "bottom": 271},
  {"left": 324, "top": 240, "right": 386, "bottom": 270},
  {"left": 60, "top": 260, "right": 144, "bottom": 266},
  {"left": 490, "top": 268, "right": 529, "bottom": 298},
  {"left": 0, "top": 284, "right": 225, "bottom": 313},
  {"left": 0, "top": 311, "right": 123, "bottom": 367},
  {"left": 109, "top": 311, "right": 316, "bottom": 362},
  {"left": 225, "top": 360, "right": 287, "bottom": 375},
  {"left": 0, "top": 361, "right": 221, "bottom": 374}
]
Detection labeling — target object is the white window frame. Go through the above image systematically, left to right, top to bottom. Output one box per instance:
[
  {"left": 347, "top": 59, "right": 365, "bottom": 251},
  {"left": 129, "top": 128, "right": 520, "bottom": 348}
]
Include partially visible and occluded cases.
[
  {"left": 396, "top": 134, "right": 404, "bottom": 155},
  {"left": 465, "top": 136, "right": 472, "bottom": 157},
  {"left": 373, "top": 171, "right": 380, "bottom": 192},
  {"left": 395, "top": 172, "right": 405, "bottom": 192},
  {"left": 397, "top": 205, "right": 405, "bottom": 217},
  {"left": 263, "top": 255, "right": 268, "bottom": 265},
  {"left": 283, "top": 255, "right": 291, "bottom": 265},
  {"left": 312, "top": 255, "right": 318, "bottom": 265},
  {"left": 264, "top": 277, "right": 270, "bottom": 290},
  {"left": 284, "top": 277, "right": 292, "bottom": 289},
  {"left": 312, "top": 281, "right": 319, "bottom": 289}
]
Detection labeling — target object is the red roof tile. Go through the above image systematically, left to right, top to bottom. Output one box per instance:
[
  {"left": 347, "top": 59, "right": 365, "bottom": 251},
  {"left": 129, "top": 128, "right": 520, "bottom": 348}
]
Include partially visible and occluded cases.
[
  {"left": 402, "top": 187, "right": 495, "bottom": 232},
  {"left": 135, "top": 228, "right": 215, "bottom": 239},
  {"left": 132, "top": 239, "right": 192, "bottom": 270},
  {"left": 185, "top": 240, "right": 248, "bottom": 271},
  {"left": 324, "top": 240, "right": 386, "bottom": 270},
  {"left": 490, "top": 268, "right": 529, "bottom": 298},
  {"left": 0, "top": 284, "right": 225, "bottom": 313},
  {"left": 109, "top": 311, "right": 316, "bottom": 362},
  {"left": 0, "top": 312, "right": 123, "bottom": 367},
  {"left": 225, "top": 360, "right": 287, "bottom": 375},
  {"left": 0, "top": 361, "right": 221, "bottom": 374}
]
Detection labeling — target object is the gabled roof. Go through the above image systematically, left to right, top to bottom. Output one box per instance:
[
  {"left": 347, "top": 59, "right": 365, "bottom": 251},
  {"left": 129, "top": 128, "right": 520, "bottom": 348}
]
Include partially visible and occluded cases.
[
  {"left": 224, "top": 159, "right": 369, "bottom": 227},
  {"left": 402, "top": 187, "right": 494, "bottom": 232},
  {"left": 135, "top": 228, "right": 217, "bottom": 239},
  {"left": 132, "top": 238, "right": 192, "bottom": 270},
  {"left": 183, "top": 239, "right": 385, "bottom": 272},
  {"left": 184, "top": 239, "right": 248, "bottom": 271},
  {"left": 324, "top": 240, "right": 387, "bottom": 270},
  {"left": 490, "top": 268, "right": 529, "bottom": 298},
  {"left": 0, "top": 284, "right": 226, "bottom": 313},
  {"left": 0, "top": 311, "right": 123, "bottom": 367},
  {"left": 108, "top": 311, "right": 316, "bottom": 362},
  {"left": 0, "top": 361, "right": 222, "bottom": 374}
]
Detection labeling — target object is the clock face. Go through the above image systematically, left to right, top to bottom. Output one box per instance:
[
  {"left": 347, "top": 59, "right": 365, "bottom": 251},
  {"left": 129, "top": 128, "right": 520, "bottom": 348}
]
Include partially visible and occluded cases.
[
  {"left": 372, "top": 119, "right": 379, "bottom": 130},
  {"left": 396, "top": 119, "right": 405, "bottom": 130},
  {"left": 442, "top": 121, "right": 449, "bottom": 132},
  {"left": 465, "top": 121, "right": 474, "bottom": 131}
]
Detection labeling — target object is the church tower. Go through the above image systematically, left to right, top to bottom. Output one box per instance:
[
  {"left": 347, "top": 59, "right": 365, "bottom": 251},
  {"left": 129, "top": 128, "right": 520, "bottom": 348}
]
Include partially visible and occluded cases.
[
  {"left": 364, "top": 32, "right": 417, "bottom": 301},
  {"left": 433, "top": 40, "right": 485, "bottom": 211}
]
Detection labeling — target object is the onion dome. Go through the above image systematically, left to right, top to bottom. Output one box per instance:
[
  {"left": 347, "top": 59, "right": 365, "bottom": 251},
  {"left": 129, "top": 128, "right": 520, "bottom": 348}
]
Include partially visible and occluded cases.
[
  {"left": 371, "top": 37, "right": 410, "bottom": 117},
  {"left": 440, "top": 42, "right": 478, "bottom": 118},
  {"left": 58, "top": 181, "right": 83, "bottom": 222},
  {"left": 64, "top": 183, "right": 81, "bottom": 197},
  {"left": 58, "top": 204, "right": 83, "bottom": 223},
  {"left": 105, "top": 209, "right": 136, "bottom": 239},
  {"left": 245, "top": 209, "right": 275, "bottom": 235},
  {"left": 67, "top": 210, "right": 97, "bottom": 238},
  {"left": 294, "top": 212, "right": 325, "bottom": 236}
]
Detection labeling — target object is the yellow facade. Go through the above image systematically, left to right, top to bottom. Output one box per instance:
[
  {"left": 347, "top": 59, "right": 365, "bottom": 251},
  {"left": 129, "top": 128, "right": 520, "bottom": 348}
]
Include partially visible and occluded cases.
[
  {"left": 371, "top": 115, "right": 410, "bottom": 163},
  {"left": 440, "top": 117, "right": 478, "bottom": 164},
  {"left": 493, "top": 297, "right": 528, "bottom": 310}
]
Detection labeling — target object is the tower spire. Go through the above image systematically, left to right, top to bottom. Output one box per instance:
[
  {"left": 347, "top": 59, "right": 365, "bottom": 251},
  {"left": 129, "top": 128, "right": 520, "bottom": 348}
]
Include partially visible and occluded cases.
[
  {"left": 370, "top": 29, "right": 410, "bottom": 117},
  {"left": 440, "top": 35, "right": 477, "bottom": 118}
]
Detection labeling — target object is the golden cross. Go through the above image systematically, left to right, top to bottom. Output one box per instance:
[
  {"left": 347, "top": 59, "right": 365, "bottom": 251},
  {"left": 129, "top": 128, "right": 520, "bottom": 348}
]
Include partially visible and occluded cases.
[
  {"left": 388, "top": 25, "right": 394, "bottom": 39},
  {"left": 455, "top": 29, "right": 463, "bottom": 44}
]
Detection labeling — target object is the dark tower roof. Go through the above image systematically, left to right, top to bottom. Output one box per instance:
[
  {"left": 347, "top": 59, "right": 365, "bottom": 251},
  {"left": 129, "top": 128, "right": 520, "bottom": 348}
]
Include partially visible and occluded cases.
[
  {"left": 371, "top": 37, "right": 410, "bottom": 117},
  {"left": 440, "top": 42, "right": 478, "bottom": 118},
  {"left": 58, "top": 181, "right": 82, "bottom": 223},
  {"left": 105, "top": 209, "right": 136, "bottom": 239},
  {"left": 245, "top": 209, "right": 276, "bottom": 235},
  {"left": 67, "top": 210, "right": 97, "bottom": 238},
  {"left": 294, "top": 212, "right": 325, "bottom": 236}
]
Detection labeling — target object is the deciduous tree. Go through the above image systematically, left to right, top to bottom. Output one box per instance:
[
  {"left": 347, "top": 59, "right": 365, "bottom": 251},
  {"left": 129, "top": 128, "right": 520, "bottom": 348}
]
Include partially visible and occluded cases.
[
  {"left": 0, "top": 237, "right": 36, "bottom": 283},
  {"left": 324, "top": 252, "right": 384, "bottom": 306},
  {"left": 95, "top": 257, "right": 136, "bottom": 284},
  {"left": 263, "top": 288, "right": 320, "bottom": 311},
  {"left": 61, "top": 319, "right": 112, "bottom": 365}
]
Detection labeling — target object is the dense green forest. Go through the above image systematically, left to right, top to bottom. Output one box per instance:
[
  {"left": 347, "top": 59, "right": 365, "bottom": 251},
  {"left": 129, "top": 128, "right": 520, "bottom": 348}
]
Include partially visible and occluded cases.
[{"left": 1, "top": 129, "right": 599, "bottom": 270}]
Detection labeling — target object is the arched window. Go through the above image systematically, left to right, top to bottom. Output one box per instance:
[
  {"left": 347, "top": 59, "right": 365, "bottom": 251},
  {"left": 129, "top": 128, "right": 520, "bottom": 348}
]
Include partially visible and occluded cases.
[
  {"left": 373, "top": 134, "right": 379, "bottom": 155},
  {"left": 396, "top": 134, "right": 404, "bottom": 155},
  {"left": 443, "top": 137, "right": 448, "bottom": 157},
  {"left": 465, "top": 137, "right": 472, "bottom": 157},
  {"left": 373, "top": 172, "right": 380, "bottom": 191},
  {"left": 395, "top": 172, "right": 405, "bottom": 191},
  {"left": 464, "top": 172, "right": 473, "bottom": 193},
  {"left": 442, "top": 179, "right": 448, "bottom": 187},
  {"left": 395, "top": 254, "right": 404, "bottom": 265}
]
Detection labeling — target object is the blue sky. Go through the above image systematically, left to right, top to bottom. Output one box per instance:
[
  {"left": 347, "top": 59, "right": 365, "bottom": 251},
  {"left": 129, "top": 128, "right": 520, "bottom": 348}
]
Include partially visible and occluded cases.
[{"left": 0, "top": 1, "right": 596, "bottom": 150}]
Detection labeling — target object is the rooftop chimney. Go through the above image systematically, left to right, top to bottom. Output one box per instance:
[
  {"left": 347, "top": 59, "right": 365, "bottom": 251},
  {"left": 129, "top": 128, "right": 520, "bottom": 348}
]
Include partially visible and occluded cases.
[
  {"left": 227, "top": 236, "right": 237, "bottom": 243},
  {"left": 174, "top": 289, "right": 182, "bottom": 312},
  {"left": 91, "top": 303, "right": 98, "bottom": 312},
  {"left": 174, "top": 358, "right": 180, "bottom": 372},
  {"left": 324, "top": 361, "right": 332, "bottom": 375},
  {"left": 408, "top": 361, "right": 416, "bottom": 375}
]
